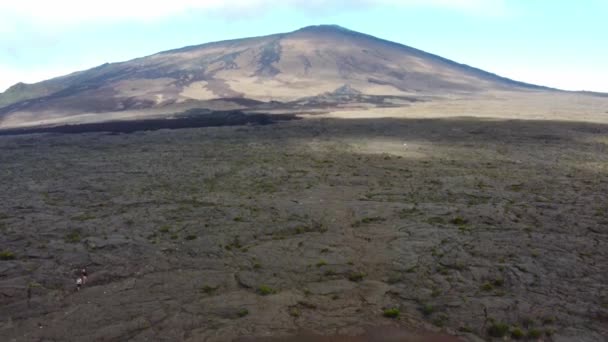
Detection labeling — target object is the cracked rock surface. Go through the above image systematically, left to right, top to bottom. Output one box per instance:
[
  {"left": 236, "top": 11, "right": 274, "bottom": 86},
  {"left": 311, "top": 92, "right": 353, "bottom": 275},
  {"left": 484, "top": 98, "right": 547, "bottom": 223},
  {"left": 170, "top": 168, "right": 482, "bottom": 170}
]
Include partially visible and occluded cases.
[{"left": 1, "top": 117, "right": 607, "bottom": 341}]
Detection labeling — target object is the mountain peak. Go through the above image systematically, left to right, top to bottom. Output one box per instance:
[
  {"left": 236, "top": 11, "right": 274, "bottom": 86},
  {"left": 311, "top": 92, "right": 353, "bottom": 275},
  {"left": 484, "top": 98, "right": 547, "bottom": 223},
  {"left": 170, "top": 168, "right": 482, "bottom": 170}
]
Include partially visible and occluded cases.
[
  {"left": 292, "top": 24, "right": 353, "bottom": 33},
  {"left": 296, "top": 24, "right": 348, "bottom": 30},
  {"left": 0, "top": 26, "right": 552, "bottom": 126}
]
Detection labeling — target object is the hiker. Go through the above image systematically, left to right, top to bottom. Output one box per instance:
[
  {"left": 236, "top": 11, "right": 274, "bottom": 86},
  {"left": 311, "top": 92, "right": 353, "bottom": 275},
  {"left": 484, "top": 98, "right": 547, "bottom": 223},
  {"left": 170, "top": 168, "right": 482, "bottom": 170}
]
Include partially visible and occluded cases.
[
  {"left": 81, "top": 268, "right": 88, "bottom": 284},
  {"left": 76, "top": 277, "right": 83, "bottom": 291}
]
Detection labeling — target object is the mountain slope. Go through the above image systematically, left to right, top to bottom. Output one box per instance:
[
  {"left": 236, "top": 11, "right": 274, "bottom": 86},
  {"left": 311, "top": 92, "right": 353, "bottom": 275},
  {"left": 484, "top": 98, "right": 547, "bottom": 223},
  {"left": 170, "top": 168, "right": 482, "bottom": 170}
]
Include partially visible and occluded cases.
[{"left": 0, "top": 25, "right": 552, "bottom": 126}]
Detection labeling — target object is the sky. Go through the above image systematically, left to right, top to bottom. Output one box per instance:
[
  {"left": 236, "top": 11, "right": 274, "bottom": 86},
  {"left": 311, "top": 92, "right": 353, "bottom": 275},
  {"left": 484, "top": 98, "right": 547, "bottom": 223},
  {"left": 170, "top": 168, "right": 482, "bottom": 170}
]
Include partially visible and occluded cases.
[{"left": 0, "top": 0, "right": 607, "bottom": 92}]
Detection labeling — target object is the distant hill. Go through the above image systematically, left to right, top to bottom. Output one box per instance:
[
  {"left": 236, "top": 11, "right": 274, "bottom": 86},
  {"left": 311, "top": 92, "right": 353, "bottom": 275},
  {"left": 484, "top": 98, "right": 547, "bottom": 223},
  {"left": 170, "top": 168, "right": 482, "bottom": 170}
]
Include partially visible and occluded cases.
[{"left": 0, "top": 25, "right": 555, "bottom": 127}]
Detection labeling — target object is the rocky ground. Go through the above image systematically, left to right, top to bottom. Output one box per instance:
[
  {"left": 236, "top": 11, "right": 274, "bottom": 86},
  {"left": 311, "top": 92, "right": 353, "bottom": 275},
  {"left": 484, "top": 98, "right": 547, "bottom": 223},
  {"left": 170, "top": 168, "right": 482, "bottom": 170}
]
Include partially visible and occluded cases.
[{"left": 0, "top": 115, "right": 607, "bottom": 341}]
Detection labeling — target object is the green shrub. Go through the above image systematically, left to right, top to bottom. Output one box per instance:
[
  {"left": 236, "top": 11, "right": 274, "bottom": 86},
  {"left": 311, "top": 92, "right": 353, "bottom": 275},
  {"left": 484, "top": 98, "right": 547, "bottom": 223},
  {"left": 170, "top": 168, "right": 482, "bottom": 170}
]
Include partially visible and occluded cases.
[
  {"left": 72, "top": 213, "right": 96, "bottom": 221},
  {"left": 450, "top": 216, "right": 468, "bottom": 225},
  {"left": 352, "top": 217, "right": 386, "bottom": 227},
  {"left": 361, "top": 217, "right": 385, "bottom": 224},
  {"left": 426, "top": 217, "right": 446, "bottom": 225},
  {"left": 159, "top": 226, "right": 170, "bottom": 233},
  {"left": 65, "top": 231, "right": 81, "bottom": 243},
  {"left": 184, "top": 234, "right": 197, "bottom": 240},
  {"left": 230, "top": 236, "right": 242, "bottom": 248},
  {"left": 0, "top": 251, "right": 15, "bottom": 260},
  {"left": 316, "top": 260, "right": 327, "bottom": 267},
  {"left": 348, "top": 272, "right": 365, "bottom": 282},
  {"left": 387, "top": 273, "right": 402, "bottom": 284},
  {"left": 28, "top": 281, "right": 42, "bottom": 288},
  {"left": 480, "top": 282, "right": 494, "bottom": 291},
  {"left": 200, "top": 285, "right": 218, "bottom": 294},
  {"left": 257, "top": 285, "right": 275, "bottom": 296},
  {"left": 297, "top": 300, "right": 317, "bottom": 309},
  {"left": 420, "top": 304, "right": 434, "bottom": 316},
  {"left": 289, "top": 307, "right": 301, "bottom": 317},
  {"left": 237, "top": 308, "right": 249, "bottom": 317},
  {"left": 383, "top": 308, "right": 400, "bottom": 318},
  {"left": 432, "top": 314, "right": 448, "bottom": 327},
  {"left": 542, "top": 316, "right": 555, "bottom": 325},
  {"left": 521, "top": 317, "right": 534, "bottom": 327},
  {"left": 487, "top": 322, "right": 509, "bottom": 337},
  {"left": 458, "top": 326, "right": 473, "bottom": 333},
  {"left": 511, "top": 327, "right": 525, "bottom": 339},
  {"left": 527, "top": 329, "right": 542, "bottom": 338}
]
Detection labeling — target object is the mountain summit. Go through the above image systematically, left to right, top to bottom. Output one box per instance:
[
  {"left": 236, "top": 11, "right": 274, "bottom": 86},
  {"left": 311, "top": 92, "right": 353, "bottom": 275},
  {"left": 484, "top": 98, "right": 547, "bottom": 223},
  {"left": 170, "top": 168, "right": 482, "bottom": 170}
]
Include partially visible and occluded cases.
[{"left": 0, "top": 25, "right": 549, "bottom": 126}]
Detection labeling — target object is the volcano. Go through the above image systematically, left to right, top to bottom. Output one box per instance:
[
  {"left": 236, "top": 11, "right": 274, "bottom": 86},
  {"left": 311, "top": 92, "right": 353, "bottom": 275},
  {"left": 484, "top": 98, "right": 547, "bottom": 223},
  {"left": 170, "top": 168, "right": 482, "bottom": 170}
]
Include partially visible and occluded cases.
[{"left": 0, "top": 25, "right": 552, "bottom": 128}]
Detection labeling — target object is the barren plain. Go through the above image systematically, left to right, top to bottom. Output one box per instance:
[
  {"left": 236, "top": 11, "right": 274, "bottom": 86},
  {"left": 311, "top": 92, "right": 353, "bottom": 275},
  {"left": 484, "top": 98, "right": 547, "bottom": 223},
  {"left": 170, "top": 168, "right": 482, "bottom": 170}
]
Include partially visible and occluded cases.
[{"left": 1, "top": 93, "right": 608, "bottom": 341}]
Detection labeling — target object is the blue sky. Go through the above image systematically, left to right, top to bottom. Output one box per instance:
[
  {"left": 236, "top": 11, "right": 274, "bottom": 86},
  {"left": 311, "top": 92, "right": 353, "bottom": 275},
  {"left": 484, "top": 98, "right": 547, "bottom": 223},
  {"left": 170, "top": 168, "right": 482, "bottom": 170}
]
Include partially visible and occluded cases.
[{"left": 0, "top": 0, "right": 606, "bottom": 92}]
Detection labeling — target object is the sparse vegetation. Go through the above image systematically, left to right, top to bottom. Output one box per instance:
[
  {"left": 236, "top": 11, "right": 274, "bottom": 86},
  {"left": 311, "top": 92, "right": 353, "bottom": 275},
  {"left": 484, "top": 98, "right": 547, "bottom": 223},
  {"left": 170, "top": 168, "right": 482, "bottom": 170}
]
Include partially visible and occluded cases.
[
  {"left": 2, "top": 101, "right": 608, "bottom": 339},
  {"left": 398, "top": 207, "right": 419, "bottom": 218},
  {"left": 71, "top": 213, "right": 96, "bottom": 221},
  {"left": 352, "top": 216, "right": 386, "bottom": 227},
  {"left": 450, "top": 216, "right": 467, "bottom": 225},
  {"left": 426, "top": 217, "right": 446, "bottom": 225},
  {"left": 65, "top": 230, "right": 82, "bottom": 243},
  {"left": 225, "top": 236, "right": 242, "bottom": 250},
  {"left": 0, "top": 251, "right": 15, "bottom": 260},
  {"left": 348, "top": 272, "right": 365, "bottom": 282},
  {"left": 387, "top": 273, "right": 402, "bottom": 284},
  {"left": 481, "top": 278, "right": 504, "bottom": 291},
  {"left": 493, "top": 278, "right": 504, "bottom": 287},
  {"left": 28, "top": 281, "right": 42, "bottom": 289},
  {"left": 480, "top": 282, "right": 494, "bottom": 291},
  {"left": 200, "top": 285, "right": 219, "bottom": 294},
  {"left": 257, "top": 285, "right": 275, "bottom": 296},
  {"left": 297, "top": 300, "right": 317, "bottom": 309},
  {"left": 420, "top": 304, "right": 434, "bottom": 316},
  {"left": 288, "top": 306, "right": 301, "bottom": 317},
  {"left": 237, "top": 308, "right": 249, "bottom": 317},
  {"left": 383, "top": 308, "right": 400, "bottom": 318},
  {"left": 432, "top": 314, "right": 448, "bottom": 327},
  {"left": 541, "top": 316, "right": 555, "bottom": 325},
  {"left": 487, "top": 322, "right": 510, "bottom": 338},
  {"left": 458, "top": 326, "right": 473, "bottom": 333},
  {"left": 511, "top": 327, "right": 525, "bottom": 339},
  {"left": 527, "top": 329, "right": 542, "bottom": 338}
]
